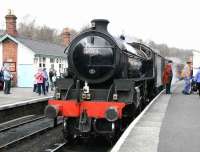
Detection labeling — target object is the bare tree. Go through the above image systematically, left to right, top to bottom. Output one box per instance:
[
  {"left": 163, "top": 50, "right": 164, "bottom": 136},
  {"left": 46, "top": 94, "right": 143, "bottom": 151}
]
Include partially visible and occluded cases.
[
  {"left": 17, "top": 16, "right": 77, "bottom": 45},
  {"left": 79, "top": 24, "right": 90, "bottom": 33},
  {"left": 148, "top": 40, "right": 193, "bottom": 62}
]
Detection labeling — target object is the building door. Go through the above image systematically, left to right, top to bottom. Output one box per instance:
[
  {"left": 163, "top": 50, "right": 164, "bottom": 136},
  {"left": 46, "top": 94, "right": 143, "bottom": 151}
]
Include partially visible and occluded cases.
[{"left": 18, "top": 64, "right": 34, "bottom": 87}]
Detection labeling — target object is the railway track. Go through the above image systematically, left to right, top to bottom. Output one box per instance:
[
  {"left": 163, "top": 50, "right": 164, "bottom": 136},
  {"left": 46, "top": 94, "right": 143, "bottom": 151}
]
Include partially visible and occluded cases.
[
  {"left": 0, "top": 91, "right": 164, "bottom": 152},
  {"left": 0, "top": 115, "right": 45, "bottom": 133},
  {"left": 0, "top": 116, "right": 62, "bottom": 151},
  {"left": 44, "top": 138, "right": 111, "bottom": 152}
]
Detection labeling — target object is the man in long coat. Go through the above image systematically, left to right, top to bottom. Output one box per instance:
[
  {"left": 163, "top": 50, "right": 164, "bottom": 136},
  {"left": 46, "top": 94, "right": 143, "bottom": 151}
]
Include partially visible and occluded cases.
[{"left": 162, "top": 61, "right": 173, "bottom": 94}]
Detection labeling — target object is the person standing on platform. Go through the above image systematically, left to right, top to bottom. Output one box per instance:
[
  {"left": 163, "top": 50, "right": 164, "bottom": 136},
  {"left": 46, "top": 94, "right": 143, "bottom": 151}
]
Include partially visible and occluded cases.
[
  {"left": 162, "top": 60, "right": 173, "bottom": 94},
  {"left": 182, "top": 60, "right": 192, "bottom": 95},
  {"left": 3, "top": 66, "right": 13, "bottom": 94},
  {"left": 0, "top": 67, "right": 5, "bottom": 91},
  {"left": 49, "top": 67, "right": 56, "bottom": 91},
  {"left": 194, "top": 67, "right": 200, "bottom": 96},
  {"left": 35, "top": 68, "right": 45, "bottom": 95},
  {"left": 43, "top": 68, "right": 48, "bottom": 93},
  {"left": 33, "top": 76, "right": 37, "bottom": 93}
]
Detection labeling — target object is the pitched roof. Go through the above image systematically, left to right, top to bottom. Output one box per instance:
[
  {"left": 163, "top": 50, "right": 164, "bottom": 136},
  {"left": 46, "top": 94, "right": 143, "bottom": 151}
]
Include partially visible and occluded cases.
[
  {"left": 0, "top": 34, "right": 66, "bottom": 58},
  {"left": 16, "top": 37, "right": 66, "bottom": 58}
]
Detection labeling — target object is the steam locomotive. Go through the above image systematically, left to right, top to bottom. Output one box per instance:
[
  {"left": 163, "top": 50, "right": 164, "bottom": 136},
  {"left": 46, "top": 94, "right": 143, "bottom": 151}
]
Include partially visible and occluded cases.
[{"left": 45, "top": 19, "right": 167, "bottom": 142}]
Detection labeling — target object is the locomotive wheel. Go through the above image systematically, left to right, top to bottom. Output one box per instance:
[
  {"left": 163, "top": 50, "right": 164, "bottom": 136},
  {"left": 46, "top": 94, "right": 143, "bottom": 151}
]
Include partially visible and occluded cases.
[
  {"left": 136, "top": 104, "right": 142, "bottom": 115},
  {"left": 63, "top": 118, "right": 77, "bottom": 143},
  {"left": 63, "top": 130, "right": 74, "bottom": 144},
  {"left": 106, "top": 130, "right": 121, "bottom": 146},
  {"left": 106, "top": 136, "right": 114, "bottom": 146}
]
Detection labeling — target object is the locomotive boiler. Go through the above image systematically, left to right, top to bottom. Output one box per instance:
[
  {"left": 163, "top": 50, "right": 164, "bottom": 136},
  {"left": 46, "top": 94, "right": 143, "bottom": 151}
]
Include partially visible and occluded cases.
[
  {"left": 45, "top": 19, "right": 166, "bottom": 143},
  {"left": 67, "top": 19, "right": 153, "bottom": 84}
]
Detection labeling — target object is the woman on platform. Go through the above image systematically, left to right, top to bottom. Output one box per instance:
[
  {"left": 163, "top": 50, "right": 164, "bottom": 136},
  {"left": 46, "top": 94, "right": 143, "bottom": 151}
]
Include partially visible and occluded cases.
[
  {"left": 182, "top": 60, "right": 192, "bottom": 95},
  {"left": 35, "top": 68, "right": 45, "bottom": 95}
]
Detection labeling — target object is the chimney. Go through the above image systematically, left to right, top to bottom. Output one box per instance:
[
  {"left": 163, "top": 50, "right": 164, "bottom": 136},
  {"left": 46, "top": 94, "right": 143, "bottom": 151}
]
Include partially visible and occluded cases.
[
  {"left": 5, "top": 9, "right": 18, "bottom": 36},
  {"left": 91, "top": 19, "right": 109, "bottom": 33},
  {"left": 62, "top": 28, "right": 70, "bottom": 46}
]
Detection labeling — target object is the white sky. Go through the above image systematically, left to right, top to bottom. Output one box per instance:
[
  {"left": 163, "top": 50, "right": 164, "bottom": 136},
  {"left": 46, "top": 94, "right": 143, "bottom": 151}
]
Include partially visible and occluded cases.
[{"left": 0, "top": 0, "right": 200, "bottom": 50}]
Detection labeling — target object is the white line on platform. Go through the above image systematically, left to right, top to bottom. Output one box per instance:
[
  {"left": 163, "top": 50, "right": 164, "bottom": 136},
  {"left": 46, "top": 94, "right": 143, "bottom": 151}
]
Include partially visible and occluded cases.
[
  {"left": 111, "top": 89, "right": 165, "bottom": 152},
  {"left": 0, "top": 96, "right": 53, "bottom": 110}
]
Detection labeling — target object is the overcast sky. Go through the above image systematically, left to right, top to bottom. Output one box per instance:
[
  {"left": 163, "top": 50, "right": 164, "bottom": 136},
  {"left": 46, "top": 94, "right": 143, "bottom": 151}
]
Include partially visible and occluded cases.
[{"left": 0, "top": 0, "right": 200, "bottom": 50}]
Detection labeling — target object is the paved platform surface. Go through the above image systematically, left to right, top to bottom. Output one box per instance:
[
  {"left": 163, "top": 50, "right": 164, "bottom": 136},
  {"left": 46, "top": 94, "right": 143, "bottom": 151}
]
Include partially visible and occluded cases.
[
  {"left": 112, "top": 81, "right": 200, "bottom": 152},
  {"left": 158, "top": 84, "right": 200, "bottom": 152},
  {"left": 0, "top": 88, "right": 53, "bottom": 107}
]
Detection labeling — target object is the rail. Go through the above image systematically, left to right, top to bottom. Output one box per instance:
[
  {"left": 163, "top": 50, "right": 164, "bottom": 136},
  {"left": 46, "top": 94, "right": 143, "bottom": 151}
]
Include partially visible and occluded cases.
[{"left": 0, "top": 117, "right": 62, "bottom": 151}]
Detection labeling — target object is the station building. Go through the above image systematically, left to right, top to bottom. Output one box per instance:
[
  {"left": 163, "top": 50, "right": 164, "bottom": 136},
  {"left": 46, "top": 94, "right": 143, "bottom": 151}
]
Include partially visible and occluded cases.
[{"left": 0, "top": 12, "right": 70, "bottom": 87}]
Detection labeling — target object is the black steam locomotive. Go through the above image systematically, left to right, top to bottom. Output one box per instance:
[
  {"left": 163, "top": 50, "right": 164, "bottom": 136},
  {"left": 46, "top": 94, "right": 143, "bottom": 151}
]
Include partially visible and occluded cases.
[{"left": 45, "top": 19, "right": 167, "bottom": 142}]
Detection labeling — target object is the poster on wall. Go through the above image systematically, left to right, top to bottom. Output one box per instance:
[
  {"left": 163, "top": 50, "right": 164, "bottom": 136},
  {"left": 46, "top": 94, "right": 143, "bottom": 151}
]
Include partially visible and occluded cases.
[{"left": 3, "top": 62, "right": 16, "bottom": 72}]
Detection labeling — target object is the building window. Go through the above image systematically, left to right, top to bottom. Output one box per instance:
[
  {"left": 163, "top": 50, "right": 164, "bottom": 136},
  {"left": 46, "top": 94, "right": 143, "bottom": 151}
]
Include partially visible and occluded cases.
[
  {"left": 38, "top": 56, "right": 46, "bottom": 68},
  {"left": 34, "top": 57, "right": 38, "bottom": 64},
  {"left": 39, "top": 57, "right": 42, "bottom": 62},
  {"left": 43, "top": 57, "right": 46, "bottom": 62},
  {"left": 50, "top": 58, "right": 54, "bottom": 63},
  {"left": 56, "top": 58, "right": 59, "bottom": 63},
  {"left": 51, "top": 64, "right": 54, "bottom": 68},
  {"left": 59, "top": 64, "right": 64, "bottom": 74},
  {"left": 59, "top": 64, "right": 63, "bottom": 69}
]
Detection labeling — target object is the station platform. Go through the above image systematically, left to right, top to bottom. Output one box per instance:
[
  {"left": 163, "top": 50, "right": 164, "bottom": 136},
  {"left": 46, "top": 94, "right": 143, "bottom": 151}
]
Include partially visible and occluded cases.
[
  {"left": 112, "top": 81, "right": 200, "bottom": 152},
  {"left": 0, "top": 88, "right": 53, "bottom": 108}
]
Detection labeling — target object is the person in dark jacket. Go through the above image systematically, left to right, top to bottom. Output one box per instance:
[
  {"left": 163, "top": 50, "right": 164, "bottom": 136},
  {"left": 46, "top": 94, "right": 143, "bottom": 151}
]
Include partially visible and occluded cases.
[
  {"left": 162, "top": 61, "right": 173, "bottom": 94},
  {"left": 0, "top": 67, "right": 4, "bottom": 91},
  {"left": 3, "top": 67, "right": 13, "bottom": 94},
  {"left": 49, "top": 67, "right": 56, "bottom": 91},
  {"left": 194, "top": 67, "right": 200, "bottom": 96},
  {"left": 43, "top": 68, "right": 48, "bottom": 93}
]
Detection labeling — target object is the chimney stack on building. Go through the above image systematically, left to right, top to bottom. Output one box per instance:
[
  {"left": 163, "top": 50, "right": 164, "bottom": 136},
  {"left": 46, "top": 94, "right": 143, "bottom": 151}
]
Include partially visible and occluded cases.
[
  {"left": 5, "top": 9, "right": 18, "bottom": 36},
  {"left": 62, "top": 28, "right": 70, "bottom": 46}
]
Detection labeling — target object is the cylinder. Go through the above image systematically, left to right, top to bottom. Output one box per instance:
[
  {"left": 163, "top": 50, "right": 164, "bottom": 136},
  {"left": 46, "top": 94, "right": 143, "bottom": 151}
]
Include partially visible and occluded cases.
[{"left": 44, "top": 105, "right": 59, "bottom": 119}]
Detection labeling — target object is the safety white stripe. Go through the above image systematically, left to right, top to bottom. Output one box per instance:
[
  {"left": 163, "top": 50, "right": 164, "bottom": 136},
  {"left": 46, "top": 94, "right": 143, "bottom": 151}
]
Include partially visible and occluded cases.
[{"left": 0, "top": 96, "right": 53, "bottom": 110}]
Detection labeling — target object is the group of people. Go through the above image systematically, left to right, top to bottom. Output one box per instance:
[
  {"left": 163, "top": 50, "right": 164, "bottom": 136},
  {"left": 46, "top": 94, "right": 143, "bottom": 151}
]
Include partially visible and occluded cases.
[
  {"left": 162, "top": 59, "right": 200, "bottom": 96},
  {"left": 0, "top": 66, "right": 13, "bottom": 94},
  {"left": 33, "top": 67, "right": 56, "bottom": 95}
]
